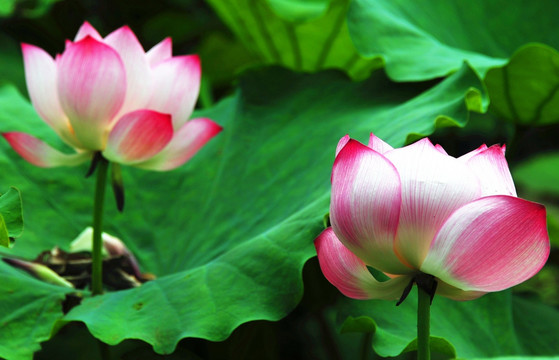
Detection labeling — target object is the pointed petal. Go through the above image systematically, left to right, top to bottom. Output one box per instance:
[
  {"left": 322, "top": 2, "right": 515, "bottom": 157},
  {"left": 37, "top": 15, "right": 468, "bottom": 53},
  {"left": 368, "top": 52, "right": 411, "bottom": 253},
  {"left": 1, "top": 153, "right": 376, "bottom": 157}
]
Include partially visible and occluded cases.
[
  {"left": 74, "top": 21, "right": 103, "bottom": 41},
  {"left": 104, "top": 26, "right": 152, "bottom": 118},
  {"left": 57, "top": 36, "right": 126, "bottom": 150},
  {"left": 146, "top": 37, "right": 172, "bottom": 67},
  {"left": 21, "top": 43, "right": 80, "bottom": 147},
  {"left": 146, "top": 55, "right": 200, "bottom": 129},
  {"left": 103, "top": 110, "right": 173, "bottom": 164},
  {"left": 135, "top": 117, "right": 221, "bottom": 171},
  {"left": 3, "top": 132, "right": 91, "bottom": 167},
  {"left": 367, "top": 133, "right": 393, "bottom": 154},
  {"left": 335, "top": 135, "right": 350, "bottom": 157},
  {"left": 384, "top": 138, "right": 481, "bottom": 268},
  {"left": 330, "top": 139, "right": 410, "bottom": 274},
  {"left": 434, "top": 144, "right": 448, "bottom": 155},
  {"left": 458, "top": 144, "right": 488, "bottom": 162},
  {"left": 464, "top": 144, "right": 516, "bottom": 196},
  {"left": 421, "top": 196, "right": 550, "bottom": 292},
  {"left": 315, "top": 228, "right": 411, "bottom": 300}
]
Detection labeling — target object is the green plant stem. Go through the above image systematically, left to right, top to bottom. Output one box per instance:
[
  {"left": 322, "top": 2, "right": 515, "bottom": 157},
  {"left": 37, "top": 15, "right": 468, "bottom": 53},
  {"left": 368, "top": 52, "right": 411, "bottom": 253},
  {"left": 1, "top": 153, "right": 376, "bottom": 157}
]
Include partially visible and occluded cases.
[
  {"left": 91, "top": 156, "right": 109, "bottom": 296},
  {"left": 417, "top": 285, "right": 431, "bottom": 360}
]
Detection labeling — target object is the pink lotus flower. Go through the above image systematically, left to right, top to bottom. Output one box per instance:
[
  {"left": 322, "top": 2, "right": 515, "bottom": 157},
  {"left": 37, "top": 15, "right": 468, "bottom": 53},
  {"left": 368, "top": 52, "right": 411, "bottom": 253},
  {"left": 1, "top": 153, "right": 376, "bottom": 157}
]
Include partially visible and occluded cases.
[
  {"left": 3, "top": 22, "right": 221, "bottom": 171},
  {"left": 315, "top": 134, "right": 550, "bottom": 301}
]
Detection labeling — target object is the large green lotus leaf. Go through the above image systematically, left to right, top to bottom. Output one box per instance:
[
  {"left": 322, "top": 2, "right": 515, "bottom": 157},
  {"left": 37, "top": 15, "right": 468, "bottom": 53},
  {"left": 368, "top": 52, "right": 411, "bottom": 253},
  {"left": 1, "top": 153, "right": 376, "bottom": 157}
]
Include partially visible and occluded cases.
[
  {"left": 205, "top": 0, "right": 382, "bottom": 80},
  {"left": 347, "top": 0, "right": 559, "bottom": 81},
  {"left": 485, "top": 44, "right": 559, "bottom": 126},
  {"left": 0, "top": 64, "right": 483, "bottom": 355},
  {"left": 0, "top": 260, "right": 74, "bottom": 360},
  {"left": 340, "top": 291, "right": 559, "bottom": 358}
]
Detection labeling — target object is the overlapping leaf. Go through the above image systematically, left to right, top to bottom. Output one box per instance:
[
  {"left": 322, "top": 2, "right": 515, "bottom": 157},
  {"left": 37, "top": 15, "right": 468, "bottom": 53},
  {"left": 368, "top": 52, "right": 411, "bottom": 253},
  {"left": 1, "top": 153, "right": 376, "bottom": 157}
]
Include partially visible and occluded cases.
[
  {"left": 347, "top": 0, "right": 559, "bottom": 81},
  {"left": 485, "top": 44, "right": 559, "bottom": 126},
  {"left": 0, "top": 64, "right": 483, "bottom": 356}
]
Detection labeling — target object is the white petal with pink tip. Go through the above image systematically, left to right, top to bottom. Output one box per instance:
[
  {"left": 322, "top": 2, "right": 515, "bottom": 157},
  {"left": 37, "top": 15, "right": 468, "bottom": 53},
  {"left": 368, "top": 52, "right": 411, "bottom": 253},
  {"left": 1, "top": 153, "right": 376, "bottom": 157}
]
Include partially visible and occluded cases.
[
  {"left": 74, "top": 21, "right": 102, "bottom": 41},
  {"left": 104, "top": 26, "right": 152, "bottom": 119},
  {"left": 57, "top": 36, "right": 126, "bottom": 150},
  {"left": 146, "top": 37, "right": 172, "bottom": 67},
  {"left": 21, "top": 44, "right": 79, "bottom": 148},
  {"left": 146, "top": 55, "right": 201, "bottom": 129},
  {"left": 103, "top": 110, "right": 173, "bottom": 164},
  {"left": 135, "top": 117, "right": 222, "bottom": 171},
  {"left": 3, "top": 133, "right": 91, "bottom": 167},
  {"left": 367, "top": 133, "right": 393, "bottom": 154},
  {"left": 335, "top": 135, "right": 350, "bottom": 157},
  {"left": 384, "top": 138, "right": 481, "bottom": 268},
  {"left": 330, "top": 140, "right": 410, "bottom": 274},
  {"left": 458, "top": 144, "right": 488, "bottom": 162},
  {"left": 465, "top": 145, "right": 516, "bottom": 196},
  {"left": 421, "top": 196, "right": 549, "bottom": 292},
  {"left": 315, "top": 228, "right": 411, "bottom": 300}
]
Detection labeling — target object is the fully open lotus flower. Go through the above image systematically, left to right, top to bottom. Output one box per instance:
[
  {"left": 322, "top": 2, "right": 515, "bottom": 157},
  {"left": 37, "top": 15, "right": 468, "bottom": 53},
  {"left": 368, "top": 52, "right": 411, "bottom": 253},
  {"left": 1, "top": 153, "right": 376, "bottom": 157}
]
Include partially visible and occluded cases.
[
  {"left": 3, "top": 21, "right": 222, "bottom": 171},
  {"left": 315, "top": 134, "right": 550, "bottom": 301}
]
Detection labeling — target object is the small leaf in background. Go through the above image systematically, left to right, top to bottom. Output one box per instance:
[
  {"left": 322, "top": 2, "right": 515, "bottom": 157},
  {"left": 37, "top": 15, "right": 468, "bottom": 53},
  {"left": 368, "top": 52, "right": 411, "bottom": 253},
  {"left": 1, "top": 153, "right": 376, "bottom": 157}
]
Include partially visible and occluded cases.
[
  {"left": 206, "top": 0, "right": 382, "bottom": 79},
  {"left": 347, "top": 0, "right": 559, "bottom": 81},
  {"left": 485, "top": 44, "right": 559, "bottom": 126},
  {"left": 0, "top": 187, "right": 23, "bottom": 247}
]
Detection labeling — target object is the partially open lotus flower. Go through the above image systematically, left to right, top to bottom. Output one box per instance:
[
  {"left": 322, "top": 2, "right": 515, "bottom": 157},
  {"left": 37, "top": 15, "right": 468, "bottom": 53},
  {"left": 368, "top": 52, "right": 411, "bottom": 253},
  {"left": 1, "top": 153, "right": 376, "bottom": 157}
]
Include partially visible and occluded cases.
[
  {"left": 3, "top": 21, "right": 221, "bottom": 171},
  {"left": 315, "top": 134, "right": 550, "bottom": 301}
]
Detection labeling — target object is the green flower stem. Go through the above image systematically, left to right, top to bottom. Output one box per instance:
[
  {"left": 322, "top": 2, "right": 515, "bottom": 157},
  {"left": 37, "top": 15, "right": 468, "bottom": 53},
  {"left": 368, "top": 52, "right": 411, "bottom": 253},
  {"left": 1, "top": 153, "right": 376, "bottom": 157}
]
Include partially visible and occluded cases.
[
  {"left": 91, "top": 156, "right": 109, "bottom": 296},
  {"left": 417, "top": 284, "right": 431, "bottom": 360}
]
